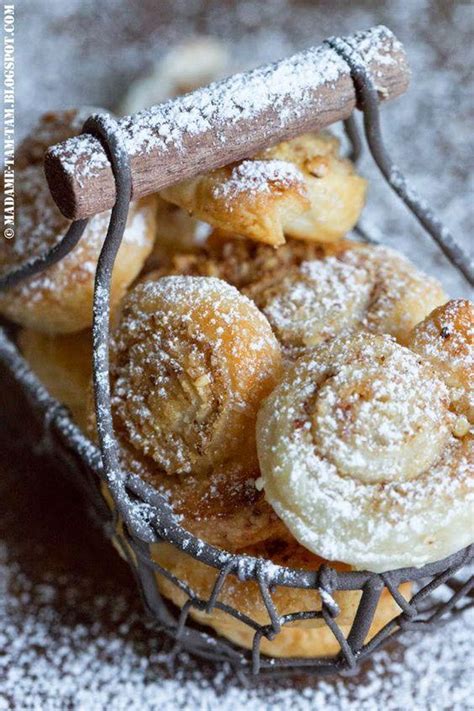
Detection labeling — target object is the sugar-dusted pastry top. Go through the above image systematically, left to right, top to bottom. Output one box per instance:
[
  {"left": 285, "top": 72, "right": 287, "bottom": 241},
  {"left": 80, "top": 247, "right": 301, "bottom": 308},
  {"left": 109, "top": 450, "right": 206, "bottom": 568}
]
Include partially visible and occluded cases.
[
  {"left": 0, "top": 109, "right": 156, "bottom": 334},
  {"left": 160, "top": 133, "right": 367, "bottom": 246},
  {"left": 148, "top": 234, "right": 447, "bottom": 356},
  {"left": 88, "top": 275, "right": 285, "bottom": 550},
  {"left": 109, "top": 275, "right": 282, "bottom": 475},
  {"left": 408, "top": 299, "right": 474, "bottom": 423},
  {"left": 257, "top": 322, "right": 473, "bottom": 572}
]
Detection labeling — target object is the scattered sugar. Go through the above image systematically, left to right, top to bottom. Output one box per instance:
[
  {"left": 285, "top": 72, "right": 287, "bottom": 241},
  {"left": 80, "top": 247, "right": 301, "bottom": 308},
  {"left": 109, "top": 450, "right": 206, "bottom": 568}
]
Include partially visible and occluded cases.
[{"left": 0, "top": 540, "right": 473, "bottom": 709}]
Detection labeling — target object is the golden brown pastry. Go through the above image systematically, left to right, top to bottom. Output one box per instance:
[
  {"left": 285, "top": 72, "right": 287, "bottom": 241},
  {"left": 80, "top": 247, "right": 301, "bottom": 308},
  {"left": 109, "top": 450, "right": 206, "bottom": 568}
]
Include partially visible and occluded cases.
[
  {"left": 0, "top": 109, "right": 157, "bottom": 334},
  {"left": 160, "top": 133, "right": 367, "bottom": 246},
  {"left": 145, "top": 231, "right": 346, "bottom": 284},
  {"left": 147, "top": 235, "right": 446, "bottom": 355},
  {"left": 246, "top": 242, "right": 447, "bottom": 353},
  {"left": 92, "top": 275, "right": 285, "bottom": 549},
  {"left": 109, "top": 275, "right": 282, "bottom": 475},
  {"left": 407, "top": 299, "right": 474, "bottom": 423},
  {"left": 18, "top": 328, "right": 92, "bottom": 432},
  {"left": 257, "top": 330, "right": 473, "bottom": 572},
  {"left": 152, "top": 540, "right": 411, "bottom": 658}
]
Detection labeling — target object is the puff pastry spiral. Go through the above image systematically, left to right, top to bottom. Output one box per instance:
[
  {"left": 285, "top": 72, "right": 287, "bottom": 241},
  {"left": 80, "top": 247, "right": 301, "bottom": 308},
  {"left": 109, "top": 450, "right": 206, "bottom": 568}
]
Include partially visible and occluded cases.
[
  {"left": 149, "top": 235, "right": 446, "bottom": 355},
  {"left": 101, "top": 275, "right": 285, "bottom": 549},
  {"left": 257, "top": 328, "right": 473, "bottom": 572}
]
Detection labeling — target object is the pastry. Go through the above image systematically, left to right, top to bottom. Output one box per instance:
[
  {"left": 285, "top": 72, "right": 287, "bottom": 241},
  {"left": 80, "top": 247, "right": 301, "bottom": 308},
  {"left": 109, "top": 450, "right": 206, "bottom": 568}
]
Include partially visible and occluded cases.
[
  {"left": 0, "top": 109, "right": 157, "bottom": 334},
  {"left": 160, "top": 133, "right": 367, "bottom": 246},
  {"left": 143, "top": 197, "right": 212, "bottom": 272},
  {"left": 145, "top": 231, "right": 344, "bottom": 282},
  {"left": 147, "top": 234, "right": 447, "bottom": 355},
  {"left": 245, "top": 242, "right": 447, "bottom": 353},
  {"left": 92, "top": 275, "right": 285, "bottom": 549},
  {"left": 109, "top": 275, "right": 282, "bottom": 475},
  {"left": 407, "top": 299, "right": 474, "bottom": 423},
  {"left": 18, "top": 328, "right": 92, "bottom": 432},
  {"left": 257, "top": 328, "right": 473, "bottom": 572},
  {"left": 122, "top": 453, "right": 288, "bottom": 550},
  {"left": 152, "top": 540, "right": 411, "bottom": 658}
]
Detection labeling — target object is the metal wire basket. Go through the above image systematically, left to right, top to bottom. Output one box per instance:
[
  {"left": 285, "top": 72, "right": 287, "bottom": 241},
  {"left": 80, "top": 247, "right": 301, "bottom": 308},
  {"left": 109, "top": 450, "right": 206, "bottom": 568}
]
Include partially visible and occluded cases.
[{"left": 1, "top": 29, "right": 473, "bottom": 677}]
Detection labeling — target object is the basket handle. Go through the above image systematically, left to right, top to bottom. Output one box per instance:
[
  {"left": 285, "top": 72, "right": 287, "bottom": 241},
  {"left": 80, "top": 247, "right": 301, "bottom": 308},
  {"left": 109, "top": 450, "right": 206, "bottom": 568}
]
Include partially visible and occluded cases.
[{"left": 44, "top": 24, "right": 409, "bottom": 221}]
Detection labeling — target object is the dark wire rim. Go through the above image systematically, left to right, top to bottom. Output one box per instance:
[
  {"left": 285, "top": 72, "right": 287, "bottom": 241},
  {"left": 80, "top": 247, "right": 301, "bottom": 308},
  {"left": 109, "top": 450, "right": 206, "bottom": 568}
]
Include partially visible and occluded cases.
[{"left": 0, "top": 33, "right": 472, "bottom": 670}]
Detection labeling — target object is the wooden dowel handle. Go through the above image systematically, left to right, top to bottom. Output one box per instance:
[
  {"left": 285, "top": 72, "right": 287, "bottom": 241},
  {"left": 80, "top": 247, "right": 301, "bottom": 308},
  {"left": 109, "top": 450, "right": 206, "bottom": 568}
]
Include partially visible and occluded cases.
[{"left": 45, "top": 25, "right": 409, "bottom": 220}]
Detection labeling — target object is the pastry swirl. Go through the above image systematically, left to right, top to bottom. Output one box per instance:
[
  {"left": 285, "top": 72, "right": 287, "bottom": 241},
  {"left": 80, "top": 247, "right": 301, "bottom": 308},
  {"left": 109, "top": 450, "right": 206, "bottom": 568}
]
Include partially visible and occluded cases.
[
  {"left": 0, "top": 110, "right": 156, "bottom": 333},
  {"left": 160, "top": 133, "right": 367, "bottom": 246},
  {"left": 148, "top": 235, "right": 446, "bottom": 355},
  {"left": 102, "top": 275, "right": 284, "bottom": 548},
  {"left": 110, "top": 275, "right": 282, "bottom": 476},
  {"left": 408, "top": 299, "right": 474, "bottom": 423},
  {"left": 257, "top": 330, "right": 473, "bottom": 572}
]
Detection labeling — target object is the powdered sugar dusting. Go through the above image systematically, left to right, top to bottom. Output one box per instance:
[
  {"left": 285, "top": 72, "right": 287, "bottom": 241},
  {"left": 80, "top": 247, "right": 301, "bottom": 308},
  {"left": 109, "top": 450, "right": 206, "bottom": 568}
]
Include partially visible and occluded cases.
[
  {"left": 6, "top": 0, "right": 474, "bottom": 703},
  {"left": 48, "top": 25, "right": 401, "bottom": 187},
  {"left": 212, "top": 159, "right": 306, "bottom": 201},
  {"left": 110, "top": 276, "right": 280, "bottom": 476},
  {"left": 259, "top": 332, "right": 474, "bottom": 571}
]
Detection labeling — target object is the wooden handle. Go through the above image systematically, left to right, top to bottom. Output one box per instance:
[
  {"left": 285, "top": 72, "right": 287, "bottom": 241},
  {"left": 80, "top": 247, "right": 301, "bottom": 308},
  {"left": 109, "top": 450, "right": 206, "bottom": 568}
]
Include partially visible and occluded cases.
[{"left": 45, "top": 25, "right": 409, "bottom": 220}]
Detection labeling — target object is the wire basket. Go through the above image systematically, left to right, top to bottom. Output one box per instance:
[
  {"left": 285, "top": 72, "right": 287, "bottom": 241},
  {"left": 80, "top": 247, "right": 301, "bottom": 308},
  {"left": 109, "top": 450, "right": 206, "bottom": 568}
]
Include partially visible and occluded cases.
[{"left": 0, "top": 31, "right": 473, "bottom": 677}]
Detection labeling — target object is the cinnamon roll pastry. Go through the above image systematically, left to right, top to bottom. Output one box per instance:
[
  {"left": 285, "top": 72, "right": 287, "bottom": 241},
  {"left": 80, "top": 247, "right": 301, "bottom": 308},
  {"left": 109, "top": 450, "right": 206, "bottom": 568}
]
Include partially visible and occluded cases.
[
  {"left": 0, "top": 109, "right": 157, "bottom": 334},
  {"left": 160, "top": 133, "right": 367, "bottom": 246},
  {"left": 147, "top": 235, "right": 446, "bottom": 356},
  {"left": 246, "top": 243, "right": 447, "bottom": 354},
  {"left": 98, "top": 275, "right": 284, "bottom": 548},
  {"left": 110, "top": 275, "right": 282, "bottom": 475},
  {"left": 407, "top": 299, "right": 474, "bottom": 423},
  {"left": 18, "top": 328, "right": 92, "bottom": 432},
  {"left": 257, "top": 332, "right": 474, "bottom": 572},
  {"left": 152, "top": 541, "right": 411, "bottom": 658}
]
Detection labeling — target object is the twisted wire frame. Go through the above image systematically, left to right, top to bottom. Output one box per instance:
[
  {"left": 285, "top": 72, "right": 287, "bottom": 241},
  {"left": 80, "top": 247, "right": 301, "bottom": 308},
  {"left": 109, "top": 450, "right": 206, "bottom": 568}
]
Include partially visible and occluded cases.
[{"left": 1, "top": 35, "right": 473, "bottom": 677}]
